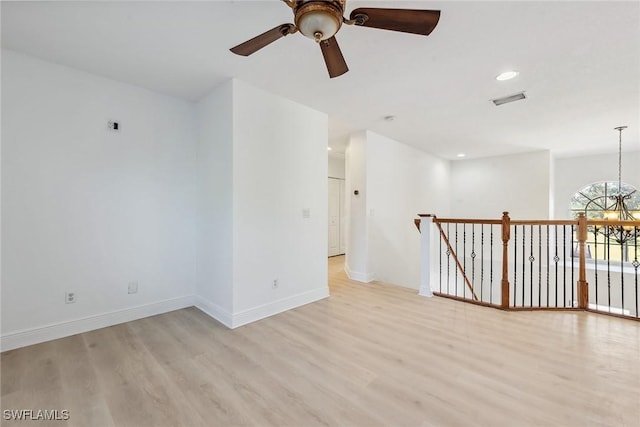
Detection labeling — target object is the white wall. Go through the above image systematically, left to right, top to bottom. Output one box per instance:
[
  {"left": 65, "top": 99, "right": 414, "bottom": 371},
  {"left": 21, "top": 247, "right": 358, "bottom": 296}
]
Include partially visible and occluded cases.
[
  {"left": 1, "top": 50, "right": 197, "bottom": 349},
  {"left": 2, "top": 51, "right": 330, "bottom": 348},
  {"left": 194, "top": 79, "right": 329, "bottom": 327},
  {"left": 195, "top": 80, "right": 234, "bottom": 323},
  {"left": 231, "top": 80, "right": 329, "bottom": 322},
  {"left": 345, "top": 131, "right": 451, "bottom": 288},
  {"left": 366, "top": 131, "right": 450, "bottom": 288},
  {"left": 447, "top": 149, "right": 640, "bottom": 220},
  {"left": 450, "top": 151, "right": 551, "bottom": 219},
  {"left": 553, "top": 151, "right": 640, "bottom": 219},
  {"left": 328, "top": 154, "right": 345, "bottom": 179}
]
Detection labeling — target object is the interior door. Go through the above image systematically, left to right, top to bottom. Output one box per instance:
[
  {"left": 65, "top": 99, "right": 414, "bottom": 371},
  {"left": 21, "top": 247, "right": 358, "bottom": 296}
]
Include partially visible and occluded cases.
[
  {"left": 328, "top": 178, "right": 340, "bottom": 256},
  {"left": 339, "top": 179, "right": 346, "bottom": 255}
]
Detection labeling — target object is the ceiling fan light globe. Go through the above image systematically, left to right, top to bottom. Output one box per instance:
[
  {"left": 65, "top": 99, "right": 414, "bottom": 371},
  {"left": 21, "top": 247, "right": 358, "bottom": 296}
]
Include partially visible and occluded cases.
[{"left": 298, "top": 11, "right": 340, "bottom": 41}]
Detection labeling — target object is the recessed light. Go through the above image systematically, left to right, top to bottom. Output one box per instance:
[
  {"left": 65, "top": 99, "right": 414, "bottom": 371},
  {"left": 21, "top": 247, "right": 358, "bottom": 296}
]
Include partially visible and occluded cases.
[
  {"left": 496, "top": 70, "right": 519, "bottom": 81},
  {"left": 384, "top": 115, "right": 396, "bottom": 122},
  {"left": 327, "top": 147, "right": 332, "bottom": 151},
  {"left": 456, "top": 153, "right": 466, "bottom": 158}
]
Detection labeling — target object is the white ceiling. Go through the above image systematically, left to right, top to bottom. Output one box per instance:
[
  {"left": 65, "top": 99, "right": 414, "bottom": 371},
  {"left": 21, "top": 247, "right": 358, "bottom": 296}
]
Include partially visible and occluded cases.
[{"left": 2, "top": 1, "right": 639, "bottom": 159}]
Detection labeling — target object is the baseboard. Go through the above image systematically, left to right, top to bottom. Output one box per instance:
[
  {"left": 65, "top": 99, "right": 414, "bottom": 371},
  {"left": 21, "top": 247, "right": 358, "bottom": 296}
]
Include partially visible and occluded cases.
[
  {"left": 344, "top": 262, "right": 375, "bottom": 283},
  {"left": 231, "top": 287, "right": 330, "bottom": 328},
  {"left": 419, "top": 287, "right": 434, "bottom": 297},
  {"left": 1, "top": 288, "right": 331, "bottom": 351},
  {"left": 0, "top": 295, "right": 195, "bottom": 352},
  {"left": 194, "top": 296, "right": 233, "bottom": 328}
]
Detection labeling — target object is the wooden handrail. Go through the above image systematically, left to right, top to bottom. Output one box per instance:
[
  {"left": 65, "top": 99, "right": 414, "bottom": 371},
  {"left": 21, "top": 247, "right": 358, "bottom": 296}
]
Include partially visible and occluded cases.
[
  {"left": 415, "top": 214, "right": 435, "bottom": 232},
  {"left": 421, "top": 215, "right": 639, "bottom": 228},
  {"left": 434, "top": 218, "right": 502, "bottom": 225},
  {"left": 510, "top": 219, "right": 579, "bottom": 226}
]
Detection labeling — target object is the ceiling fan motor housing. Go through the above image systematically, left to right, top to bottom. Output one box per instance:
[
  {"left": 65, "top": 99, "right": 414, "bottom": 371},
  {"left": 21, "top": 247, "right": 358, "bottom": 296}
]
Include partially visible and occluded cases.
[{"left": 294, "top": 1, "right": 345, "bottom": 42}]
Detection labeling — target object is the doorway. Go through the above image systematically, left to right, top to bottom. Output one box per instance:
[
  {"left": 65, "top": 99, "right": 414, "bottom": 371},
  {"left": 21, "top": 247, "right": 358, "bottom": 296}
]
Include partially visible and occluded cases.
[{"left": 328, "top": 177, "right": 346, "bottom": 257}]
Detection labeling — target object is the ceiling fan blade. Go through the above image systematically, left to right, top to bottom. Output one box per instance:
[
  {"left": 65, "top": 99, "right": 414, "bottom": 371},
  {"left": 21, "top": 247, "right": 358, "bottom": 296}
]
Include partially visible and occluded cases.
[
  {"left": 349, "top": 8, "right": 440, "bottom": 36},
  {"left": 230, "top": 24, "right": 296, "bottom": 56},
  {"left": 320, "top": 36, "right": 349, "bottom": 78}
]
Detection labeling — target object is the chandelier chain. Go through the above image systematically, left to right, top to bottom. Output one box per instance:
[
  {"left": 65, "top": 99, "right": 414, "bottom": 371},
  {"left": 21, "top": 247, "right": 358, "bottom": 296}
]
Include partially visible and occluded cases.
[{"left": 614, "top": 125, "right": 628, "bottom": 194}]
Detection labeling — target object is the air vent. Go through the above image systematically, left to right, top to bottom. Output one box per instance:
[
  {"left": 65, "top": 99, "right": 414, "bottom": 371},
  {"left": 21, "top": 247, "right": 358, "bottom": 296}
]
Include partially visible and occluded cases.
[{"left": 492, "top": 92, "right": 526, "bottom": 106}]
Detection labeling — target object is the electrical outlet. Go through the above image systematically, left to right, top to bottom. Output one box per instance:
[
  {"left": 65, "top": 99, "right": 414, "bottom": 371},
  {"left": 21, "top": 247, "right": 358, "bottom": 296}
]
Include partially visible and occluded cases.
[
  {"left": 272, "top": 279, "right": 278, "bottom": 289},
  {"left": 128, "top": 281, "right": 138, "bottom": 294},
  {"left": 65, "top": 292, "right": 76, "bottom": 304}
]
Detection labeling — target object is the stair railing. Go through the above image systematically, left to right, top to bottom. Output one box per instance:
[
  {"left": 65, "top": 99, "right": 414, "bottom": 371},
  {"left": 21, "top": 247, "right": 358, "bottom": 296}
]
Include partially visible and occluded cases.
[{"left": 416, "top": 212, "right": 639, "bottom": 321}]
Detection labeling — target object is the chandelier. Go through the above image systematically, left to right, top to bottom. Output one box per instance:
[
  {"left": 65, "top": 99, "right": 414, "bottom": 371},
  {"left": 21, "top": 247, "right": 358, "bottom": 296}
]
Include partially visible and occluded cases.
[{"left": 601, "top": 125, "right": 639, "bottom": 244}]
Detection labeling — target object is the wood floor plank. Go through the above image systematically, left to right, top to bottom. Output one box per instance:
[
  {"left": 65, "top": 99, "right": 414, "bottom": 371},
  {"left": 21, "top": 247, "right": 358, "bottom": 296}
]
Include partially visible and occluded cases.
[
  {"left": 1, "top": 255, "right": 639, "bottom": 426},
  {"left": 232, "top": 324, "right": 385, "bottom": 426},
  {"left": 53, "top": 334, "right": 115, "bottom": 427}
]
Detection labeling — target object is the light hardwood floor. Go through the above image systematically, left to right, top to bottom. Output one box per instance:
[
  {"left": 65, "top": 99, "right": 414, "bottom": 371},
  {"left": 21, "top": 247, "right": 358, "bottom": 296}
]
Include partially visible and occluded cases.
[{"left": 2, "top": 255, "right": 639, "bottom": 426}]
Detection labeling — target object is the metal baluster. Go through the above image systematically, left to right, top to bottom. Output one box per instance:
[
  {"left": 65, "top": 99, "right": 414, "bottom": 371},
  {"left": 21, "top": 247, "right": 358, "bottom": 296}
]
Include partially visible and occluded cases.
[
  {"left": 439, "top": 221, "right": 442, "bottom": 293},
  {"left": 446, "top": 223, "right": 451, "bottom": 295},
  {"left": 455, "top": 223, "right": 459, "bottom": 297},
  {"left": 463, "top": 223, "right": 466, "bottom": 299},
  {"left": 471, "top": 224, "right": 476, "bottom": 299},
  {"left": 480, "top": 224, "right": 484, "bottom": 302},
  {"left": 529, "top": 224, "right": 534, "bottom": 308},
  {"left": 540, "top": 224, "right": 543, "bottom": 307},
  {"left": 490, "top": 225, "right": 494, "bottom": 305},
  {"left": 512, "top": 225, "right": 517, "bottom": 306},
  {"left": 522, "top": 225, "right": 527, "bottom": 307},
  {"left": 547, "top": 225, "right": 551, "bottom": 307},
  {"left": 560, "top": 225, "right": 565, "bottom": 307},
  {"left": 570, "top": 225, "right": 574, "bottom": 307},
  {"left": 634, "top": 227, "right": 639, "bottom": 318},
  {"left": 594, "top": 228, "right": 599, "bottom": 307},
  {"left": 607, "top": 231, "right": 611, "bottom": 312},
  {"left": 620, "top": 237, "right": 625, "bottom": 314}
]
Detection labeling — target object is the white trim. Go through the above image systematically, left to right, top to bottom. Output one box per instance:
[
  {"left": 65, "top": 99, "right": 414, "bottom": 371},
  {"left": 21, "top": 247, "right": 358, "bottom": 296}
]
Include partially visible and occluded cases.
[
  {"left": 419, "top": 216, "right": 434, "bottom": 297},
  {"left": 344, "top": 262, "right": 375, "bottom": 283},
  {"left": 419, "top": 286, "right": 433, "bottom": 297},
  {"left": 231, "top": 287, "right": 330, "bottom": 328},
  {"left": 1, "top": 289, "right": 332, "bottom": 351},
  {"left": 0, "top": 295, "right": 195, "bottom": 352},
  {"left": 194, "top": 296, "right": 233, "bottom": 328},
  {"left": 589, "top": 303, "right": 631, "bottom": 315}
]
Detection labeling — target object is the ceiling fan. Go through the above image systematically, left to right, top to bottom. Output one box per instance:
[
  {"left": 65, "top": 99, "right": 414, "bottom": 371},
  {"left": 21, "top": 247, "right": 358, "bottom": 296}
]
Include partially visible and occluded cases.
[{"left": 230, "top": 0, "right": 440, "bottom": 78}]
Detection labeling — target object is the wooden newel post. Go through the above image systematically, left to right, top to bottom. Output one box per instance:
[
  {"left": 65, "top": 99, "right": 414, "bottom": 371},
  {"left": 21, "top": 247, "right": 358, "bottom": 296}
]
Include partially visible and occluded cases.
[
  {"left": 501, "top": 211, "right": 511, "bottom": 309},
  {"left": 577, "top": 213, "right": 589, "bottom": 309}
]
